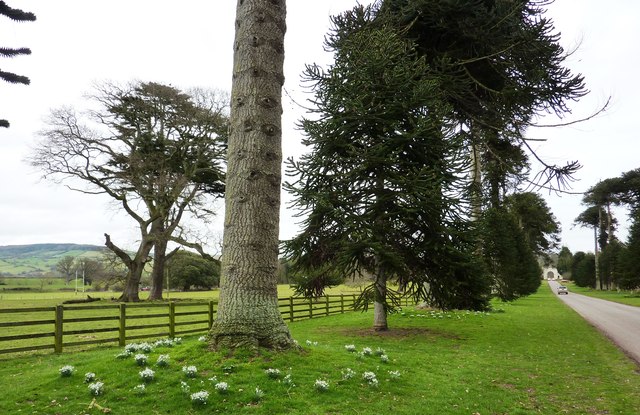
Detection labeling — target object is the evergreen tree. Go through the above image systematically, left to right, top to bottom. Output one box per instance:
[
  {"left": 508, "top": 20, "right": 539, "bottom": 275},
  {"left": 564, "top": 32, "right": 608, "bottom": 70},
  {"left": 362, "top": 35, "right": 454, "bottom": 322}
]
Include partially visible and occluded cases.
[
  {"left": 0, "top": 1, "right": 36, "bottom": 128},
  {"left": 285, "top": 6, "right": 490, "bottom": 331},
  {"left": 480, "top": 207, "right": 541, "bottom": 301},
  {"left": 556, "top": 246, "right": 573, "bottom": 277},
  {"left": 572, "top": 252, "right": 596, "bottom": 288}
]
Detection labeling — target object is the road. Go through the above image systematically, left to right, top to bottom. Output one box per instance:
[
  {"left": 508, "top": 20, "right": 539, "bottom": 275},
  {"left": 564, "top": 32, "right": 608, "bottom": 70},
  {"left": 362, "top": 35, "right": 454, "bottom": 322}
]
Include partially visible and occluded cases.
[{"left": 548, "top": 280, "right": 640, "bottom": 365}]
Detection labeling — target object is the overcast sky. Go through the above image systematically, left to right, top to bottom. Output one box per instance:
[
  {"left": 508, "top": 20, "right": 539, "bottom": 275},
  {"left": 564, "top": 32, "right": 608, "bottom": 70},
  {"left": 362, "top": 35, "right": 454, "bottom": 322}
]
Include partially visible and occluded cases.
[{"left": 1, "top": 1, "right": 637, "bottom": 254}]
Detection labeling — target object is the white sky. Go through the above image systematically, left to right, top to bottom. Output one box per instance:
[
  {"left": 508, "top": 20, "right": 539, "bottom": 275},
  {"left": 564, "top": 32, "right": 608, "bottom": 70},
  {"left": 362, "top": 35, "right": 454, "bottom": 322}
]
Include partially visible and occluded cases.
[{"left": 0, "top": 1, "right": 637, "bottom": 254}]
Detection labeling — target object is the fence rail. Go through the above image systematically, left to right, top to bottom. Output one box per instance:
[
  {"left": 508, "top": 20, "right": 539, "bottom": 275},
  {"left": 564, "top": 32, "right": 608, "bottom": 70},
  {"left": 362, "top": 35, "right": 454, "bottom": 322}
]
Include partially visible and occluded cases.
[{"left": 0, "top": 294, "right": 410, "bottom": 356}]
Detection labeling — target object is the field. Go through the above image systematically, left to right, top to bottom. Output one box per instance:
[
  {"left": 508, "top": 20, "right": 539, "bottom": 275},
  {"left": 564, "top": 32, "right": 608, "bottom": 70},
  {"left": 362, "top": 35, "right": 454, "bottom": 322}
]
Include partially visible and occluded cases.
[{"left": 0, "top": 285, "right": 639, "bottom": 414}]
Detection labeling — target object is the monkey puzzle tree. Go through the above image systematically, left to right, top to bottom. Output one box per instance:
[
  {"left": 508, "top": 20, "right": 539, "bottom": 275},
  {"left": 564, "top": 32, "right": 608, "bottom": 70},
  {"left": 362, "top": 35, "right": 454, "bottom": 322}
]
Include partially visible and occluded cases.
[
  {"left": 208, "top": 0, "right": 293, "bottom": 349},
  {"left": 0, "top": 1, "right": 36, "bottom": 128},
  {"left": 285, "top": 6, "right": 490, "bottom": 331},
  {"left": 30, "top": 82, "right": 227, "bottom": 301}
]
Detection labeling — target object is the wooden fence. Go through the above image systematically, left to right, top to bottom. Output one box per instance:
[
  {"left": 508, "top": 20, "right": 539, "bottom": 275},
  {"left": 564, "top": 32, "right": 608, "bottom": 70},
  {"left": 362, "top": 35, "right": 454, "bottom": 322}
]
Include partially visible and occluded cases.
[{"left": 0, "top": 294, "right": 410, "bottom": 356}]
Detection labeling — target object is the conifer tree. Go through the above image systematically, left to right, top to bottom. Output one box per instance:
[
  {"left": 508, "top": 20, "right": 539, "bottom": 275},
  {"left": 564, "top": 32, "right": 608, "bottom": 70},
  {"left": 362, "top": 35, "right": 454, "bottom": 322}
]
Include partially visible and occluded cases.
[
  {"left": 0, "top": 1, "right": 36, "bottom": 128},
  {"left": 285, "top": 6, "right": 491, "bottom": 331}
]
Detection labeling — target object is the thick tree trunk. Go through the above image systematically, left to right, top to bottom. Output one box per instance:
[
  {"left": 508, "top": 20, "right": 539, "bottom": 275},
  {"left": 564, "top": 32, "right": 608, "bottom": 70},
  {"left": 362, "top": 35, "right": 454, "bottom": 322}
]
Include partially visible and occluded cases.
[
  {"left": 209, "top": 0, "right": 292, "bottom": 349},
  {"left": 149, "top": 220, "right": 167, "bottom": 301},
  {"left": 105, "top": 233, "right": 153, "bottom": 302}
]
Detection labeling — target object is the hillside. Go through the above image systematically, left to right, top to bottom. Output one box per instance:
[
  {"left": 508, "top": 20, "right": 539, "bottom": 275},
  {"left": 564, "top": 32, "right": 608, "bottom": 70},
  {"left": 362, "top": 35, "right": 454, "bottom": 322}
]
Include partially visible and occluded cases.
[{"left": 0, "top": 243, "right": 105, "bottom": 277}]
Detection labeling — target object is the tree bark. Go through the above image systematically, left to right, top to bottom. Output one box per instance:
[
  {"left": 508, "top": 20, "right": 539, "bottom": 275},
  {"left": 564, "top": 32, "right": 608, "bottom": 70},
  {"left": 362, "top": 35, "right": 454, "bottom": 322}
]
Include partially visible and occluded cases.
[
  {"left": 209, "top": 0, "right": 292, "bottom": 349},
  {"left": 104, "top": 233, "right": 152, "bottom": 302},
  {"left": 373, "top": 267, "right": 388, "bottom": 331}
]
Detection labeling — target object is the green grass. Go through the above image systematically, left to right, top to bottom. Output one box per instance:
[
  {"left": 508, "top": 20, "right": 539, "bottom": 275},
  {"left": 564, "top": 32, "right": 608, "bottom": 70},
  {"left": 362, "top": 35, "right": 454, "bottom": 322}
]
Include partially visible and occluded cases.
[
  {"left": 565, "top": 282, "right": 640, "bottom": 307},
  {"left": 1, "top": 286, "right": 639, "bottom": 414}
]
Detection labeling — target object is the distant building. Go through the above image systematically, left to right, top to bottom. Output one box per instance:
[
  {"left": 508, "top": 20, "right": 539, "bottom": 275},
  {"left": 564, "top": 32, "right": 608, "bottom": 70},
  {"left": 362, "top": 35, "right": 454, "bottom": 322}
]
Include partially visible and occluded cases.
[{"left": 542, "top": 266, "right": 561, "bottom": 280}]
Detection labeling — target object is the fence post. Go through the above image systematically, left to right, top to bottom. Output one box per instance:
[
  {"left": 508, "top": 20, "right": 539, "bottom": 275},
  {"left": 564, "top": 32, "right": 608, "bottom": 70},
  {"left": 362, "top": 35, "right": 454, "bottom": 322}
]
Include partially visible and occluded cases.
[
  {"left": 340, "top": 294, "right": 345, "bottom": 313},
  {"left": 353, "top": 294, "right": 356, "bottom": 310},
  {"left": 325, "top": 295, "right": 329, "bottom": 316},
  {"left": 289, "top": 297, "right": 294, "bottom": 322},
  {"left": 309, "top": 297, "right": 313, "bottom": 319},
  {"left": 208, "top": 301, "right": 215, "bottom": 329},
  {"left": 169, "top": 302, "right": 176, "bottom": 338},
  {"left": 119, "top": 303, "right": 126, "bottom": 346},
  {"left": 54, "top": 305, "right": 63, "bottom": 353}
]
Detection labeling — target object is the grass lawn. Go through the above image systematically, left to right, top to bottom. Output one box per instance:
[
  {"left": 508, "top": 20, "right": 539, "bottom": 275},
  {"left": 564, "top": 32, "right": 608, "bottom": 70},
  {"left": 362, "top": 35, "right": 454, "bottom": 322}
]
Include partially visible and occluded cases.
[
  {"left": 565, "top": 283, "right": 640, "bottom": 307},
  {"left": 0, "top": 286, "right": 638, "bottom": 414}
]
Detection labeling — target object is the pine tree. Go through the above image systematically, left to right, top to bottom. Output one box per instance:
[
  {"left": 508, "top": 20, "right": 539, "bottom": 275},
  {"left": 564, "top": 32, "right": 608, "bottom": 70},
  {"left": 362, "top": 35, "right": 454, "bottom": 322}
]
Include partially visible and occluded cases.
[{"left": 0, "top": 1, "right": 36, "bottom": 128}]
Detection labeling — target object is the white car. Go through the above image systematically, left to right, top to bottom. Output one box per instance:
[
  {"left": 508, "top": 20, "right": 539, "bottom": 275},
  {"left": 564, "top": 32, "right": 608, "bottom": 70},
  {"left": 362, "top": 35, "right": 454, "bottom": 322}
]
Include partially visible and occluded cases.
[{"left": 557, "top": 286, "right": 569, "bottom": 295}]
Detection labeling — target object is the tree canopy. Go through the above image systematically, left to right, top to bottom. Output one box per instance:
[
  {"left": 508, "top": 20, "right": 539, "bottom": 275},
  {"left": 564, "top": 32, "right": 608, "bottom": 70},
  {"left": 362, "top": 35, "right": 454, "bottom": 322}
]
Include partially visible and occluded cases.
[{"left": 30, "top": 81, "right": 228, "bottom": 301}]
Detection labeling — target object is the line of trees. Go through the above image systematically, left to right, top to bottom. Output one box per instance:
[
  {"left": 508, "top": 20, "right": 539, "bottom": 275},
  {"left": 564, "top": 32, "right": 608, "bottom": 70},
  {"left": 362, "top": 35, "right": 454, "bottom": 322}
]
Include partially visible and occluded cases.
[
  {"left": 27, "top": 0, "right": 592, "bottom": 349},
  {"left": 284, "top": 0, "right": 577, "bottom": 331},
  {"left": 572, "top": 167, "right": 640, "bottom": 290}
]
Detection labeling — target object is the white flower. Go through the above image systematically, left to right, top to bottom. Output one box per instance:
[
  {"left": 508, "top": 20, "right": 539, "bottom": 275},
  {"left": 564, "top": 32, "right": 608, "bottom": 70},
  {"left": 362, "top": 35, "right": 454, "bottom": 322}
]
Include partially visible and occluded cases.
[
  {"left": 198, "top": 336, "right": 207, "bottom": 342},
  {"left": 173, "top": 337, "right": 182, "bottom": 344},
  {"left": 153, "top": 339, "right": 175, "bottom": 348},
  {"left": 138, "top": 342, "right": 153, "bottom": 352},
  {"left": 124, "top": 343, "right": 139, "bottom": 353},
  {"left": 344, "top": 344, "right": 357, "bottom": 352},
  {"left": 361, "top": 347, "right": 372, "bottom": 355},
  {"left": 374, "top": 347, "right": 386, "bottom": 356},
  {"left": 115, "top": 350, "right": 131, "bottom": 359},
  {"left": 134, "top": 354, "right": 148, "bottom": 366},
  {"left": 156, "top": 354, "right": 170, "bottom": 367},
  {"left": 380, "top": 354, "right": 389, "bottom": 363},
  {"left": 59, "top": 365, "right": 74, "bottom": 377},
  {"left": 182, "top": 365, "right": 198, "bottom": 378},
  {"left": 139, "top": 367, "right": 155, "bottom": 382},
  {"left": 265, "top": 368, "right": 281, "bottom": 379},
  {"left": 341, "top": 368, "right": 356, "bottom": 380},
  {"left": 388, "top": 370, "right": 401, "bottom": 379},
  {"left": 362, "top": 371, "right": 378, "bottom": 386},
  {"left": 84, "top": 372, "right": 96, "bottom": 383},
  {"left": 283, "top": 374, "right": 295, "bottom": 386},
  {"left": 208, "top": 376, "right": 218, "bottom": 383},
  {"left": 314, "top": 379, "right": 329, "bottom": 392},
  {"left": 88, "top": 381, "right": 104, "bottom": 396},
  {"left": 180, "top": 381, "right": 190, "bottom": 394},
  {"left": 214, "top": 381, "right": 229, "bottom": 394},
  {"left": 133, "top": 384, "right": 146, "bottom": 394},
  {"left": 253, "top": 387, "right": 265, "bottom": 401},
  {"left": 190, "top": 390, "right": 209, "bottom": 405}
]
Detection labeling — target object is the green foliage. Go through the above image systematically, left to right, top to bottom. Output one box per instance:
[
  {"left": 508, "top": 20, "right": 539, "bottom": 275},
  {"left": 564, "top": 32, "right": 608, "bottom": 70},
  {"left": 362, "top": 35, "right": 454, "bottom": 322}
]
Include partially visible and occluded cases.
[
  {"left": 284, "top": 5, "right": 489, "bottom": 313},
  {"left": 504, "top": 192, "right": 560, "bottom": 259},
  {"left": 480, "top": 207, "right": 541, "bottom": 301},
  {"left": 619, "top": 210, "right": 640, "bottom": 290},
  {"left": 598, "top": 239, "right": 625, "bottom": 290},
  {"left": 556, "top": 246, "right": 573, "bottom": 275},
  {"left": 166, "top": 251, "right": 220, "bottom": 291},
  {"left": 571, "top": 252, "right": 596, "bottom": 288}
]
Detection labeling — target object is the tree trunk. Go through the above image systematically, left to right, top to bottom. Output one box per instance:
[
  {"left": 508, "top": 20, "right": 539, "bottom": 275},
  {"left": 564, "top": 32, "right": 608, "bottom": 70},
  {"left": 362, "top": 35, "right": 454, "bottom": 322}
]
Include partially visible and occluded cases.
[
  {"left": 209, "top": 0, "right": 292, "bottom": 350},
  {"left": 149, "top": 220, "right": 167, "bottom": 301},
  {"left": 104, "top": 233, "right": 153, "bottom": 302},
  {"left": 119, "top": 261, "right": 146, "bottom": 302},
  {"left": 373, "top": 267, "right": 388, "bottom": 331}
]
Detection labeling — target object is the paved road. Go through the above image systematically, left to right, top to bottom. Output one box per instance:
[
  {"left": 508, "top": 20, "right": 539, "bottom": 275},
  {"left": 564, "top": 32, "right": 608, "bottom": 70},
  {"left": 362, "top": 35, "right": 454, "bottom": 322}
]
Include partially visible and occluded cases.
[{"left": 548, "top": 280, "right": 640, "bottom": 365}]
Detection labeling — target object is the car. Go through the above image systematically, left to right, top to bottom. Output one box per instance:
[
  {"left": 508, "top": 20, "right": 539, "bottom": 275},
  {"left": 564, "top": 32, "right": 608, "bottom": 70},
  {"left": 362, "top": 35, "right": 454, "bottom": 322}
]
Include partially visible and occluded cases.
[{"left": 557, "top": 285, "right": 568, "bottom": 295}]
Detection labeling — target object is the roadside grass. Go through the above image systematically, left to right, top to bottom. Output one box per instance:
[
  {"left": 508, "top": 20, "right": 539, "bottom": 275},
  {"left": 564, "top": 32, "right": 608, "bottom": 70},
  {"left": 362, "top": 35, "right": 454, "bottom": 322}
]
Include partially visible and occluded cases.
[
  {"left": 565, "top": 283, "right": 640, "bottom": 307},
  {"left": 1, "top": 286, "right": 639, "bottom": 414}
]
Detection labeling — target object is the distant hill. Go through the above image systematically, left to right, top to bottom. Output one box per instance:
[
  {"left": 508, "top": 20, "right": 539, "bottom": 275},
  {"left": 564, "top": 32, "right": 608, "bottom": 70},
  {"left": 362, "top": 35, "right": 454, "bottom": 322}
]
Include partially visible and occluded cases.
[{"left": 0, "top": 243, "right": 105, "bottom": 277}]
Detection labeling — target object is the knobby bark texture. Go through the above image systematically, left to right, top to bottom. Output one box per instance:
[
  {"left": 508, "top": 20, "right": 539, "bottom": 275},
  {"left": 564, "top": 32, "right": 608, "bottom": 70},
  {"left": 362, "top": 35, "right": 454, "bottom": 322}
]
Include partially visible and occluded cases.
[{"left": 209, "top": 0, "right": 293, "bottom": 349}]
